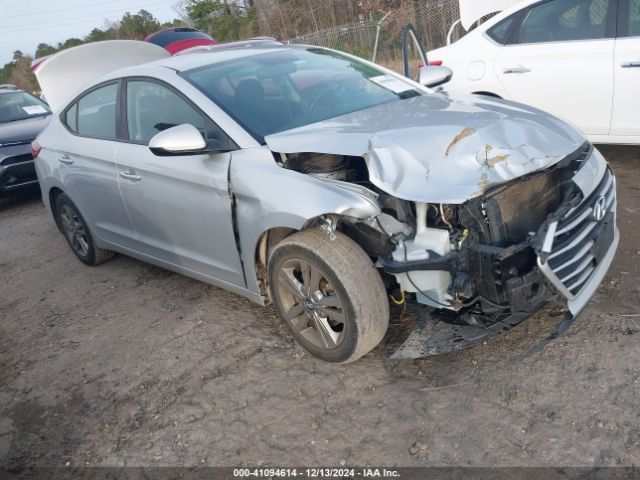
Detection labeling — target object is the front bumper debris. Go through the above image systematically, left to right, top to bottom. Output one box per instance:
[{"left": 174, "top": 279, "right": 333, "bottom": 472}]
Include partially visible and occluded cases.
[
  {"left": 391, "top": 155, "right": 619, "bottom": 360},
  {"left": 390, "top": 221, "right": 618, "bottom": 360},
  {"left": 391, "top": 305, "right": 576, "bottom": 360},
  {"left": 391, "top": 306, "right": 532, "bottom": 359}
]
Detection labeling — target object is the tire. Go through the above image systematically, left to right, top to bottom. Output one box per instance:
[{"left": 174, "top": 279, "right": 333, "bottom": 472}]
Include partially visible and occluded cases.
[
  {"left": 55, "top": 193, "right": 115, "bottom": 266},
  {"left": 267, "top": 228, "right": 389, "bottom": 363}
]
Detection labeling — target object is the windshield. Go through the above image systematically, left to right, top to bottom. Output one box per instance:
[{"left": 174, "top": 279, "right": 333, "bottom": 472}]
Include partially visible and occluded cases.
[
  {"left": 183, "top": 48, "right": 421, "bottom": 142},
  {"left": 0, "top": 91, "right": 51, "bottom": 124}
]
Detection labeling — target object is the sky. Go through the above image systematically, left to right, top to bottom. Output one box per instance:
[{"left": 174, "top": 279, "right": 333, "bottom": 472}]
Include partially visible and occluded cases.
[{"left": 0, "top": 0, "right": 179, "bottom": 65}]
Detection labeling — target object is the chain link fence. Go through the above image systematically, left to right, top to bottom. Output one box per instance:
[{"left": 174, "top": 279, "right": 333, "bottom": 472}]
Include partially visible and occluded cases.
[{"left": 288, "top": 0, "right": 461, "bottom": 72}]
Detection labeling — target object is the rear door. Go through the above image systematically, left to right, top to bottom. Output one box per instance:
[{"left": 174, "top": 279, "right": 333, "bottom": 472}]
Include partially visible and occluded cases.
[
  {"left": 494, "top": 0, "right": 617, "bottom": 135},
  {"left": 610, "top": 0, "right": 640, "bottom": 135},
  {"left": 114, "top": 78, "right": 245, "bottom": 286},
  {"left": 58, "top": 81, "right": 135, "bottom": 246}
]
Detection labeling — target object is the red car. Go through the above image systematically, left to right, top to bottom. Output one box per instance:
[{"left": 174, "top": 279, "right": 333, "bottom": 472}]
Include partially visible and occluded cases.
[{"left": 144, "top": 27, "right": 216, "bottom": 55}]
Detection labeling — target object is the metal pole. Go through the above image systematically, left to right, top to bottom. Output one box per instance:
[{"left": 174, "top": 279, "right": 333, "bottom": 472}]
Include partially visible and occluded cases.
[{"left": 372, "top": 11, "right": 391, "bottom": 63}]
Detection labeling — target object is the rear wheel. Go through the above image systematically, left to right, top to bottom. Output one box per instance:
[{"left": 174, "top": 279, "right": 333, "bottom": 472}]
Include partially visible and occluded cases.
[
  {"left": 55, "top": 193, "right": 115, "bottom": 266},
  {"left": 268, "top": 229, "right": 389, "bottom": 363}
]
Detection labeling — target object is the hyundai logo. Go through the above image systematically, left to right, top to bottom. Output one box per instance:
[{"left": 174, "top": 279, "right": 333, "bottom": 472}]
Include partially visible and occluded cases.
[{"left": 591, "top": 196, "right": 607, "bottom": 222}]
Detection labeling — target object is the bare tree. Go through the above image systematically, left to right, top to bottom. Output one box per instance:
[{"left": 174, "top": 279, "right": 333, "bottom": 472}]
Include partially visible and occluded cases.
[{"left": 172, "top": 0, "right": 194, "bottom": 27}]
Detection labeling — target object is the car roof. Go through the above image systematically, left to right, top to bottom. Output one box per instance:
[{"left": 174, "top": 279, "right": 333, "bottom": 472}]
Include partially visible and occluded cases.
[
  {"left": 34, "top": 41, "right": 308, "bottom": 112},
  {"left": 142, "top": 44, "right": 300, "bottom": 73}
]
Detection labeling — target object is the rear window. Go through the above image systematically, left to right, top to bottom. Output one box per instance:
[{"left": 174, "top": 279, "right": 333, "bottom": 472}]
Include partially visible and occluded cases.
[{"left": 64, "top": 83, "right": 118, "bottom": 140}]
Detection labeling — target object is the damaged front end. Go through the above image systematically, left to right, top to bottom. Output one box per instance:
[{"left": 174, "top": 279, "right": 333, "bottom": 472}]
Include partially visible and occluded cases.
[
  {"left": 266, "top": 95, "right": 618, "bottom": 359},
  {"left": 272, "top": 142, "right": 618, "bottom": 359},
  {"left": 276, "top": 143, "right": 619, "bottom": 359},
  {"left": 381, "top": 143, "right": 619, "bottom": 358}
]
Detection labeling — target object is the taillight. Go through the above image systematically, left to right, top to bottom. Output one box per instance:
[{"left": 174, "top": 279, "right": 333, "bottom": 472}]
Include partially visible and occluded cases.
[
  {"left": 429, "top": 60, "right": 443, "bottom": 66},
  {"left": 31, "top": 140, "right": 41, "bottom": 159}
]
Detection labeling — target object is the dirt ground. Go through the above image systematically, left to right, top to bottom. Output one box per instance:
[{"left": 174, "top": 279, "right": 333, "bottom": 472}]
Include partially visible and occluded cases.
[{"left": 0, "top": 145, "right": 639, "bottom": 469}]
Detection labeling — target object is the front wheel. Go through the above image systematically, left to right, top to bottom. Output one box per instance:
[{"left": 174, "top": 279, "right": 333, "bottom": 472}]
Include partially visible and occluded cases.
[{"left": 268, "top": 229, "right": 389, "bottom": 363}]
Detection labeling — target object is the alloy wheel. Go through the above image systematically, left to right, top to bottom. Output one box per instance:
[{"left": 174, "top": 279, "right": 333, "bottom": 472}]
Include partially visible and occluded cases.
[
  {"left": 59, "top": 204, "right": 90, "bottom": 257},
  {"left": 275, "top": 258, "right": 347, "bottom": 350}
]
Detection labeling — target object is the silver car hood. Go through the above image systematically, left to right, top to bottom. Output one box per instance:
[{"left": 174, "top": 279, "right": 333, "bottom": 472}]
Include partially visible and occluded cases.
[{"left": 265, "top": 94, "right": 585, "bottom": 204}]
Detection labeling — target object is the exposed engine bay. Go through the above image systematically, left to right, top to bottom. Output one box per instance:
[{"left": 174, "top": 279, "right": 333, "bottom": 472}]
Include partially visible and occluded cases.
[{"left": 276, "top": 142, "right": 616, "bottom": 357}]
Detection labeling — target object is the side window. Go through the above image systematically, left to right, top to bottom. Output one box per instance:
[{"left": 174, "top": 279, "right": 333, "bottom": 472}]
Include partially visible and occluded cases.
[
  {"left": 512, "top": 0, "right": 612, "bottom": 44},
  {"left": 630, "top": 0, "right": 640, "bottom": 36},
  {"left": 487, "top": 16, "right": 516, "bottom": 44},
  {"left": 126, "top": 80, "right": 205, "bottom": 144},
  {"left": 72, "top": 83, "right": 118, "bottom": 139},
  {"left": 65, "top": 103, "right": 78, "bottom": 132}
]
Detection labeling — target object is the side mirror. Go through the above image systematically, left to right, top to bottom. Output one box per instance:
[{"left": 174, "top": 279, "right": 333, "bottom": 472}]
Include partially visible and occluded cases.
[
  {"left": 418, "top": 66, "right": 453, "bottom": 88},
  {"left": 149, "top": 124, "right": 207, "bottom": 156}
]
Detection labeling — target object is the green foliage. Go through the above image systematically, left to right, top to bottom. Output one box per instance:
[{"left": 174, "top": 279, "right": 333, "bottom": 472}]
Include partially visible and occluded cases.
[
  {"left": 186, "top": 0, "right": 254, "bottom": 41},
  {"left": 0, "top": 9, "right": 179, "bottom": 91},
  {"left": 119, "top": 9, "right": 161, "bottom": 39},
  {"left": 161, "top": 18, "right": 187, "bottom": 29},
  {"left": 86, "top": 28, "right": 114, "bottom": 43},
  {"left": 58, "top": 38, "right": 84, "bottom": 50},
  {"left": 35, "top": 43, "right": 57, "bottom": 58},
  {"left": 0, "top": 51, "right": 36, "bottom": 91},
  {"left": 0, "top": 55, "right": 37, "bottom": 92},
  {"left": 0, "top": 64, "right": 12, "bottom": 85}
]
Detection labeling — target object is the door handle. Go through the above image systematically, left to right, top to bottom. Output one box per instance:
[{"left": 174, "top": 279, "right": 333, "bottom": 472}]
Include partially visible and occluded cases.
[
  {"left": 621, "top": 61, "right": 640, "bottom": 68},
  {"left": 503, "top": 66, "right": 531, "bottom": 74},
  {"left": 58, "top": 154, "right": 73, "bottom": 165},
  {"left": 119, "top": 170, "right": 141, "bottom": 181}
]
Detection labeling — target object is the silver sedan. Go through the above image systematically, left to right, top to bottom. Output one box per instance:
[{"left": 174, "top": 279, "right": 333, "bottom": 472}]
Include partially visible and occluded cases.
[{"left": 33, "top": 42, "right": 618, "bottom": 363}]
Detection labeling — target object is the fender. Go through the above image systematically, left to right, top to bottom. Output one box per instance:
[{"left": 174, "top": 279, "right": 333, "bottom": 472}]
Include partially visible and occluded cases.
[{"left": 229, "top": 148, "right": 381, "bottom": 297}]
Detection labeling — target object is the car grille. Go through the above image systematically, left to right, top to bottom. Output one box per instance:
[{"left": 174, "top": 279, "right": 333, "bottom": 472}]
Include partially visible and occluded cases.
[{"left": 541, "top": 167, "right": 616, "bottom": 298}]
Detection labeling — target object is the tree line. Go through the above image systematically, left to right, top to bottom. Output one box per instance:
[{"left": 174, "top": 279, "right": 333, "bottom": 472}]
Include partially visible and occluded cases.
[
  {"left": 1, "top": 0, "right": 407, "bottom": 92},
  {"left": 1, "top": 9, "right": 183, "bottom": 92}
]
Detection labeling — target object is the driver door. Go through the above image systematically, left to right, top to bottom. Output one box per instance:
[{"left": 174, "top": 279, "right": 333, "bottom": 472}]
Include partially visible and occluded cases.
[
  {"left": 494, "top": 0, "right": 616, "bottom": 135},
  {"left": 114, "top": 78, "right": 245, "bottom": 286}
]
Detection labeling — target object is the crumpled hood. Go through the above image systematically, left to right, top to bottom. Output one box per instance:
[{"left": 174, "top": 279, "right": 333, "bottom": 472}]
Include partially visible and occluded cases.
[{"left": 265, "top": 94, "right": 585, "bottom": 204}]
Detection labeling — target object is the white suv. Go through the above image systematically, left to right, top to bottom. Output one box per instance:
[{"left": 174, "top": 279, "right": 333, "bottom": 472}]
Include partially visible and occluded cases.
[{"left": 429, "top": 0, "right": 640, "bottom": 144}]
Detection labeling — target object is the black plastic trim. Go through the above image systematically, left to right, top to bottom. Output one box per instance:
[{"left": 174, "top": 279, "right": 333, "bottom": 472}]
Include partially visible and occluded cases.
[
  {"left": 617, "top": 0, "right": 631, "bottom": 37},
  {"left": 384, "top": 252, "right": 458, "bottom": 274}
]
